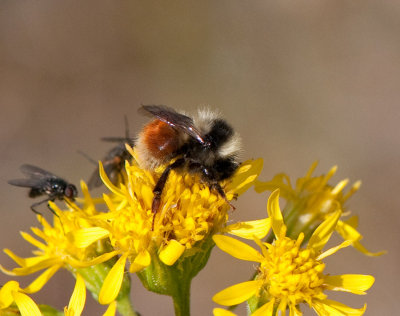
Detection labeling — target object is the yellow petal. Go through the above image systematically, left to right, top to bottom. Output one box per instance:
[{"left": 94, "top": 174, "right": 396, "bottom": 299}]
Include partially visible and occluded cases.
[
  {"left": 226, "top": 159, "right": 263, "bottom": 196},
  {"left": 99, "top": 162, "right": 125, "bottom": 198},
  {"left": 254, "top": 174, "right": 294, "bottom": 199},
  {"left": 80, "top": 180, "right": 97, "bottom": 216},
  {"left": 141, "top": 185, "right": 154, "bottom": 210},
  {"left": 267, "top": 189, "right": 284, "bottom": 238},
  {"left": 308, "top": 210, "right": 341, "bottom": 252},
  {"left": 225, "top": 218, "right": 271, "bottom": 239},
  {"left": 336, "top": 220, "right": 386, "bottom": 256},
  {"left": 336, "top": 220, "right": 362, "bottom": 241},
  {"left": 71, "top": 227, "right": 110, "bottom": 248},
  {"left": 20, "top": 232, "right": 47, "bottom": 251},
  {"left": 213, "top": 235, "right": 263, "bottom": 263},
  {"left": 159, "top": 240, "right": 185, "bottom": 266},
  {"left": 317, "top": 240, "right": 352, "bottom": 261},
  {"left": 352, "top": 240, "right": 386, "bottom": 257},
  {"left": 2, "top": 249, "right": 34, "bottom": 267},
  {"left": 1, "top": 250, "right": 48, "bottom": 272},
  {"left": 133, "top": 250, "right": 151, "bottom": 267},
  {"left": 67, "top": 251, "right": 120, "bottom": 268},
  {"left": 99, "top": 254, "right": 128, "bottom": 305},
  {"left": 3, "top": 257, "right": 61, "bottom": 276},
  {"left": 129, "top": 262, "right": 146, "bottom": 273},
  {"left": 24, "top": 265, "right": 61, "bottom": 293},
  {"left": 64, "top": 274, "right": 86, "bottom": 316},
  {"left": 324, "top": 275, "right": 375, "bottom": 295},
  {"left": 212, "top": 280, "right": 262, "bottom": 306},
  {"left": 0, "top": 281, "right": 20, "bottom": 308},
  {"left": 12, "top": 291, "right": 42, "bottom": 316},
  {"left": 277, "top": 298, "right": 287, "bottom": 315},
  {"left": 252, "top": 299, "right": 275, "bottom": 316},
  {"left": 312, "top": 299, "right": 366, "bottom": 316},
  {"left": 326, "top": 299, "right": 367, "bottom": 315},
  {"left": 103, "top": 301, "right": 117, "bottom": 316},
  {"left": 289, "top": 303, "right": 302, "bottom": 316},
  {"left": 213, "top": 308, "right": 237, "bottom": 316}
]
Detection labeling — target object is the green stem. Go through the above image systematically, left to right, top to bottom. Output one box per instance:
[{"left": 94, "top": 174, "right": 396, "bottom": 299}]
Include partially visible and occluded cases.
[
  {"left": 172, "top": 279, "right": 191, "bottom": 316},
  {"left": 117, "top": 294, "right": 139, "bottom": 316}
]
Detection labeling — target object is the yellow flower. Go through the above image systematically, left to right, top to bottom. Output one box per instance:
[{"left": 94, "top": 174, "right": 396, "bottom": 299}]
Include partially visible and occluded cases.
[
  {"left": 71, "top": 145, "right": 263, "bottom": 304},
  {"left": 255, "top": 161, "right": 385, "bottom": 256},
  {"left": 0, "top": 182, "right": 118, "bottom": 295},
  {"left": 213, "top": 189, "right": 375, "bottom": 316},
  {"left": 0, "top": 280, "right": 41, "bottom": 316}
]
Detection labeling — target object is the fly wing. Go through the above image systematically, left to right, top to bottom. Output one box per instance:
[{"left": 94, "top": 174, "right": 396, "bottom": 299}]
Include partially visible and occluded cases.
[
  {"left": 140, "top": 105, "right": 205, "bottom": 144},
  {"left": 100, "top": 115, "right": 133, "bottom": 144},
  {"left": 100, "top": 137, "right": 135, "bottom": 147},
  {"left": 87, "top": 160, "right": 121, "bottom": 189},
  {"left": 19, "top": 164, "right": 57, "bottom": 179},
  {"left": 87, "top": 166, "right": 102, "bottom": 189},
  {"left": 8, "top": 178, "right": 43, "bottom": 188}
]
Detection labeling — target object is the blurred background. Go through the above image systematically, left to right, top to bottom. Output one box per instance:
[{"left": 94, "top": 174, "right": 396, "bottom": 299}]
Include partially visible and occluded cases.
[{"left": 0, "top": 1, "right": 399, "bottom": 315}]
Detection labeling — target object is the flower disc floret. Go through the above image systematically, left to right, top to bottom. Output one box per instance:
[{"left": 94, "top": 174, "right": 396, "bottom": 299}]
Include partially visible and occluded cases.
[{"left": 259, "top": 233, "right": 327, "bottom": 305}]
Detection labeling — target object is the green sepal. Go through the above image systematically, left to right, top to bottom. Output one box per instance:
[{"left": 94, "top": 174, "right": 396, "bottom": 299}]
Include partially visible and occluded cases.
[
  {"left": 137, "top": 237, "right": 215, "bottom": 316},
  {"left": 247, "top": 275, "right": 271, "bottom": 314},
  {"left": 39, "top": 305, "right": 64, "bottom": 316}
]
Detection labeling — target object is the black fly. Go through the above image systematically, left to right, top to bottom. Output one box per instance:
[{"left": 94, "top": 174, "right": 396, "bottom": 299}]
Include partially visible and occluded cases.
[
  {"left": 85, "top": 116, "right": 135, "bottom": 189},
  {"left": 8, "top": 164, "right": 78, "bottom": 216}
]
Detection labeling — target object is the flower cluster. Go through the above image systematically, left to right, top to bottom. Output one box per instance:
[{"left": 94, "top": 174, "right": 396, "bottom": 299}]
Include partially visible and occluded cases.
[
  {"left": 1, "top": 146, "right": 382, "bottom": 315},
  {"left": 1, "top": 146, "right": 264, "bottom": 315},
  {"left": 255, "top": 162, "right": 385, "bottom": 256},
  {"left": 212, "top": 190, "right": 375, "bottom": 316}
]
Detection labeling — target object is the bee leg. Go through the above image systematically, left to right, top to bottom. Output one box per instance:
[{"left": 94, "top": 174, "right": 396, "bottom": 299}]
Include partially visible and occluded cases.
[
  {"left": 152, "top": 158, "right": 185, "bottom": 230},
  {"left": 199, "top": 166, "right": 236, "bottom": 210},
  {"left": 209, "top": 182, "right": 236, "bottom": 210}
]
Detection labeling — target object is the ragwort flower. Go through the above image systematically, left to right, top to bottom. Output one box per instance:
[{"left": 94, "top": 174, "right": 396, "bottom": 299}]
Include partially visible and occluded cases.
[
  {"left": 71, "top": 145, "right": 264, "bottom": 306},
  {"left": 255, "top": 162, "right": 385, "bottom": 256},
  {"left": 0, "top": 188, "right": 118, "bottom": 296},
  {"left": 212, "top": 189, "right": 375, "bottom": 316}
]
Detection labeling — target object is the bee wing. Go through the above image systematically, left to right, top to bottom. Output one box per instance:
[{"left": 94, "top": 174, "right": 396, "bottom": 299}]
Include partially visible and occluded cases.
[
  {"left": 140, "top": 105, "right": 205, "bottom": 144},
  {"left": 19, "top": 164, "right": 57, "bottom": 179},
  {"left": 8, "top": 178, "right": 43, "bottom": 188}
]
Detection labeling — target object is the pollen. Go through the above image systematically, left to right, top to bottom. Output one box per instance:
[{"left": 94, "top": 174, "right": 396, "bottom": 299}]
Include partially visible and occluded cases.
[{"left": 259, "top": 233, "right": 327, "bottom": 305}]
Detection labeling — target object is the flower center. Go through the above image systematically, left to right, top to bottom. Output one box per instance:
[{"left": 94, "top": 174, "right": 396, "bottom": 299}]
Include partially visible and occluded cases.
[{"left": 260, "top": 233, "right": 327, "bottom": 305}]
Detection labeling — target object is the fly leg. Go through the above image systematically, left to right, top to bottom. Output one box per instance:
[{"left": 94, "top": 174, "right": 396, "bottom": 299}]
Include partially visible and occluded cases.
[
  {"left": 152, "top": 158, "right": 185, "bottom": 230},
  {"left": 30, "top": 196, "right": 60, "bottom": 219},
  {"left": 30, "top": 198, "right": 50, "bottom": 216},
  {"left": 46, "top": 198, "right": 61, "bottom": 219}
]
